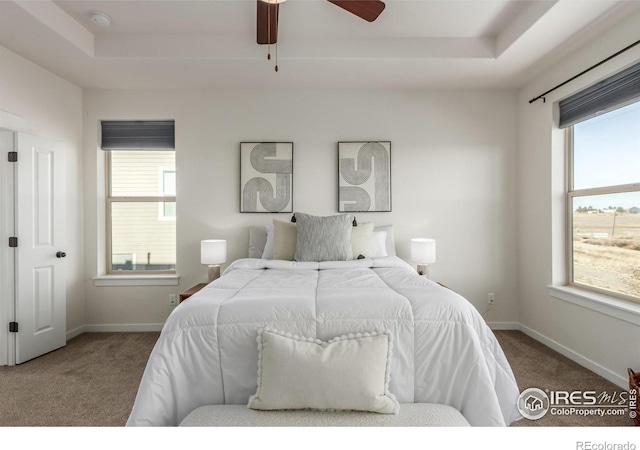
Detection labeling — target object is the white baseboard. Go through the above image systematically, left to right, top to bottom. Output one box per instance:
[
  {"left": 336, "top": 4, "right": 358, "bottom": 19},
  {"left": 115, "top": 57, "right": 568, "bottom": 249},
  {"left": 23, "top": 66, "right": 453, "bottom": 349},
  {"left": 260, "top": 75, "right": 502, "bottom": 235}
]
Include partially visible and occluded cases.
[
  {"left": 489, "top": 321, "right": 628, "bottom": 388},
  {"left": 487, "top": 322, "right": 520, "bottom": 330},
  {"left": 67, "top": 323, "right": 163, "bottom": 339},
  {"left": 517, "top": 323, "right": 628, "bottom": 389},
  {"left": 66, "top": 325, "right": 86, "bottom": 341}
]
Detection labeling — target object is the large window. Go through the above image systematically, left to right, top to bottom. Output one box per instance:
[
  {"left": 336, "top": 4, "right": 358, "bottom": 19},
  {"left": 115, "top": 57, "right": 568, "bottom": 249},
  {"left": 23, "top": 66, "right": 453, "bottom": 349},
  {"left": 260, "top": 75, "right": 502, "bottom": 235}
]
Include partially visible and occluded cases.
[
  {"left": 568, "top": 100, "right": 640, "bottom": 301},
  {"left": 101, "top": 120, "right": 176, "bottom": 275},
  {"left": 106, "top": 150, "right": 176, "bottom": 273}
]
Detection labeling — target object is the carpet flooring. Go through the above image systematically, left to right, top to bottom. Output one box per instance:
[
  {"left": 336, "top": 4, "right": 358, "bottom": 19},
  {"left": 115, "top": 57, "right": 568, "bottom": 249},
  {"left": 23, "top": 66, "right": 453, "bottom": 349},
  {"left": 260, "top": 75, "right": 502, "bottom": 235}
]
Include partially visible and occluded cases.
[
  {"left": 0, "top": 330, "right": 634, "bottom": 427},
  {"left": 493, "top": 330, "right": 632, "bottom": 427},
  {"left": 0, "top": 332, "right": 158, "bottom": 426}
]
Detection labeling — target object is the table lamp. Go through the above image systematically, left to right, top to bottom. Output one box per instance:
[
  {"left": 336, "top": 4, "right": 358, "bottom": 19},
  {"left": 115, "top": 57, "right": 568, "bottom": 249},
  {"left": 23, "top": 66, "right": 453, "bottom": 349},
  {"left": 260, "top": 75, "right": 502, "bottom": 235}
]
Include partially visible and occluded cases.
[
  {"left": 411, "top": 238, "right": 436, "bottom": 278},
  {"left": 201, "top": 239, "right": 227, "bottom": 282}
]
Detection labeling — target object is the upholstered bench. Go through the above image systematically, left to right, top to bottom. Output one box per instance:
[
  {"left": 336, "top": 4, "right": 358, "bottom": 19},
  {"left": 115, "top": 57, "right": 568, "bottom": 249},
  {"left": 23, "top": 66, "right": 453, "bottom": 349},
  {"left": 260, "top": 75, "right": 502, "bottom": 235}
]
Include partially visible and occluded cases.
[{"left": 179, "top": 403, "right": 470, "bottom": 427}]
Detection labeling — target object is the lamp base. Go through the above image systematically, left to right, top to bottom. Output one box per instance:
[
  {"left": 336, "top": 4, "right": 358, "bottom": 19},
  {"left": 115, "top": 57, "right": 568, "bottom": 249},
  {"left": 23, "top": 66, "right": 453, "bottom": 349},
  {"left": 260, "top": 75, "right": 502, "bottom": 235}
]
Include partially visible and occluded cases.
[
  {"left": 417, "top": 264, "right": 429, "bottom": 278},
  {"left": 207, "top": 265, "right": 221, "bottom": 283}
]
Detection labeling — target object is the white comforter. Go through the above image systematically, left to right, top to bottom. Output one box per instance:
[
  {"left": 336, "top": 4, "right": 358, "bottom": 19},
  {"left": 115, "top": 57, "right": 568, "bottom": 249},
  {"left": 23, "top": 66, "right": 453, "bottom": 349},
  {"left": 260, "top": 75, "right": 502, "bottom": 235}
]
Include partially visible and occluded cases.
[{"left": 127, "top": 257, "right": 522, "bottom": 426}]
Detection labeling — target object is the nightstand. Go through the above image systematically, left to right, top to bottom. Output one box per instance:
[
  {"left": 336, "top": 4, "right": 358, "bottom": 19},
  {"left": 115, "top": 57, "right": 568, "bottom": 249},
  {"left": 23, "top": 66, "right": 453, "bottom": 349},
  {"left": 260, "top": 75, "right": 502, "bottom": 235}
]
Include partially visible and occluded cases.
[{"left": 179, "top": 283, "right": 208, "bottom": 303}]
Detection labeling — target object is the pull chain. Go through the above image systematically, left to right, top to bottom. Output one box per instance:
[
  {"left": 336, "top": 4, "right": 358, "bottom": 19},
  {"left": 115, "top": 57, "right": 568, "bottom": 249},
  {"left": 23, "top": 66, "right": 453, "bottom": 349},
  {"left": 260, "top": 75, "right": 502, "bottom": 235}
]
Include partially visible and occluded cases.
[
  {"left": 264, "top": 0, "right": 279, "bottom": 72},
  {"left": 267, "top": 1, "right": 271, "bottom": 61}
]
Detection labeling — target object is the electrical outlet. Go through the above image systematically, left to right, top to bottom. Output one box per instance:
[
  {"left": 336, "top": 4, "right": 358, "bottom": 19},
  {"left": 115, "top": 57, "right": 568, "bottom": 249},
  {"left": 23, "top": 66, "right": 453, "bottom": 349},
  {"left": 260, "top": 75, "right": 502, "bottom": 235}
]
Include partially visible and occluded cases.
[
  {"left": 488, "top": 293, "right": 495, "bottom": 305},
  {"left": 168, "top": 294, "right": 178, "bottom": 313}
]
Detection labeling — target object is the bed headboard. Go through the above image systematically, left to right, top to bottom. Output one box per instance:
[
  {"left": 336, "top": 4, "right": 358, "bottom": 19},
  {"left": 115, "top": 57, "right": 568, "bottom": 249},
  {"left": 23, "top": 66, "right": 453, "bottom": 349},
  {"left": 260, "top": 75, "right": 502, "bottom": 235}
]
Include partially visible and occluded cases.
[{"left": 248, "top": 226, "right": 269, "bottom": 258}]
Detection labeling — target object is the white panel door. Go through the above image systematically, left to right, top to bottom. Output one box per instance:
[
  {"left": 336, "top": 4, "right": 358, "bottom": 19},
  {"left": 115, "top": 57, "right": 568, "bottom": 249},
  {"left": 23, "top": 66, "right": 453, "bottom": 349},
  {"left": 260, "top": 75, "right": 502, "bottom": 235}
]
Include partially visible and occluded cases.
[{"left": 15, "top": 132, "right": 66, "bottom": 364}]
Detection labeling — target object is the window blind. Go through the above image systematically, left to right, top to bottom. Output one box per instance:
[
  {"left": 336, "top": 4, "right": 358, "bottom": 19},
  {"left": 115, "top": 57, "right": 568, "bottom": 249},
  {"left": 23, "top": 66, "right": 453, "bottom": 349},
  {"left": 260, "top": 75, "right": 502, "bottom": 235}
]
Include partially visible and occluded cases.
[
  {"left": 558, "top": 60, "right": 640, "bottom": 128},
  {"left": 101, "top": 120, "right": 175, "bottom": 150}
]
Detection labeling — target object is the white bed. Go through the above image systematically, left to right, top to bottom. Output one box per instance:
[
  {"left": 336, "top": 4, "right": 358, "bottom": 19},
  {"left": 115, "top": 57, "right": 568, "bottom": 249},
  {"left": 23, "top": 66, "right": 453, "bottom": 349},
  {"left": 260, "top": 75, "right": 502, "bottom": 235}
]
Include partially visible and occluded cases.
[{"left": 126, "top": 247, "right": 522, "bottom": 426}]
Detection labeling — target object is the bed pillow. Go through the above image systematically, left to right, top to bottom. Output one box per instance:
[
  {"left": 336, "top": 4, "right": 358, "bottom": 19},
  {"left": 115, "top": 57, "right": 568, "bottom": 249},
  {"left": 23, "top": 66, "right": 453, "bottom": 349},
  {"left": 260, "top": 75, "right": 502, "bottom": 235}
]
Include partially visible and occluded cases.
[
  {"left": 294, "top": 213, "right": 353, "bottom": 262},
  {"left": 272, "top": 220, "right": 297, "bottom": 260},
  {"left": 351, "top": 222, "right": 376, "bottom": 259},
  {"left": 374, "top": 224, "right": 396, "bottom": 257},
  {"left": 372, "top": 231, "right": 388, "bottom": 258},
  {"left": 248, "top": 328, "right": 399, "bottom": 414}
]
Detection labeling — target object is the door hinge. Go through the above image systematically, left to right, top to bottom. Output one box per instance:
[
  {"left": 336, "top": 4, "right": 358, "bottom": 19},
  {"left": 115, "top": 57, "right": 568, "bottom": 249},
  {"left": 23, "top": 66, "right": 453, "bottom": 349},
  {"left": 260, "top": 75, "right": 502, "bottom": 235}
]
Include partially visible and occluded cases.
[
  {"left": 8, "top": 151, "right": 17, "bottom": 162},
  {"left": 8, "top": 237, "right": 17, "bottom": 248},
  {"left": 9, "top": 322, "right": 18, "bottom": 333}
]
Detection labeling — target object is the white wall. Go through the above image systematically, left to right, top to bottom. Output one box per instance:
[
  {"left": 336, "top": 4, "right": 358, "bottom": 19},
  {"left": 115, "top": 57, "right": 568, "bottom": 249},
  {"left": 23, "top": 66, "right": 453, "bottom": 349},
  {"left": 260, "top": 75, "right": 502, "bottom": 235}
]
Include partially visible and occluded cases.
[
  {"left": 517, "top": 10, "right": 640, "bottom": 387},
  {"left": 0, "top": 44, "right": 84, "bottom": 342},
  {"left": 83, "top": 88, "right": 519, "bottom": 327}
]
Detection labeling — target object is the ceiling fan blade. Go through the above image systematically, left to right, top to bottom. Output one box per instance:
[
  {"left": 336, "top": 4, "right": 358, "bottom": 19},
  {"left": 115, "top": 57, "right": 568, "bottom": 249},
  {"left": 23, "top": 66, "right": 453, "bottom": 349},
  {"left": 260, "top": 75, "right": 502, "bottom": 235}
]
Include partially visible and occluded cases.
[
  {"left": 256, "top": 0, "right": 279, "bottom": 45},
  {"left": 327, "top": 0, "right": 386, "bottom": 22}
]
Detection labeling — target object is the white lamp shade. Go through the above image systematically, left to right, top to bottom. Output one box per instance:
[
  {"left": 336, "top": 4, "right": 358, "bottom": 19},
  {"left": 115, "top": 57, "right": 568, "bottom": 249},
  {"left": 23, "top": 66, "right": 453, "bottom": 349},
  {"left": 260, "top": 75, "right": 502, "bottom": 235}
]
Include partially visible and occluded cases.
[
  {"left": 411, "top": 238, "right": 436, "bottom": 264},
  {"left": 201, "top": 239, "right": 227, "bottom": 265}
]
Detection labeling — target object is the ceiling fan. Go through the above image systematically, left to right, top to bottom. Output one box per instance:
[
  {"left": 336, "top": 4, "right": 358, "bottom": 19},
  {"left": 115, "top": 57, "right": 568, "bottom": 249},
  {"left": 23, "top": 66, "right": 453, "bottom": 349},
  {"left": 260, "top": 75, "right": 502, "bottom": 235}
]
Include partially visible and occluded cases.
[{"left": 257, "top": 0, "right": 385, "bottom": 45}]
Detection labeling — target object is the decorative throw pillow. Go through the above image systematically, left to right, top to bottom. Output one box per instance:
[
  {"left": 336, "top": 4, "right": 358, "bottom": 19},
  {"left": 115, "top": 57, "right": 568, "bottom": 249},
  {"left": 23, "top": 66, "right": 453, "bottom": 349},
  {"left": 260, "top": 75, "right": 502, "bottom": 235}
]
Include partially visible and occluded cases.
[
  {"left": 294, "top": 213, "right": 353, "bottom": 262},
  {"left": 272, "top": 220, "right": 297, "bottom": 260},
  {"left": 350, "top": 222, "right": 376, "bottom": 259},
  {"left": 248, "top": 328, "right": 399, "bottom": 414}
]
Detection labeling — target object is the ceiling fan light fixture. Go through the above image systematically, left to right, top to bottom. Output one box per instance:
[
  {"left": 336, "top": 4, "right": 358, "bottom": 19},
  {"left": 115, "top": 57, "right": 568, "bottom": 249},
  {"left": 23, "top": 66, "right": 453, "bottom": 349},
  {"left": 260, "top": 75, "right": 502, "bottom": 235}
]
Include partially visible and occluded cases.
[{"left": 89, "top": 11, "right": 111, "bottom": 27}]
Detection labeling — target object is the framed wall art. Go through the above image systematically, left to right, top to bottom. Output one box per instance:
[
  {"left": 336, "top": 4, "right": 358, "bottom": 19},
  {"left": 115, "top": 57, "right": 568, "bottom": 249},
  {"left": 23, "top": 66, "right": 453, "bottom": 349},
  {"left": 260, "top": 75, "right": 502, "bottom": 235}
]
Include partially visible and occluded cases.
[
  {"left": 338, "top": 141, "right": 391, "bottom": 212},
  {"left": 240, "top": 142, "right": 293, "bottom": 213}
]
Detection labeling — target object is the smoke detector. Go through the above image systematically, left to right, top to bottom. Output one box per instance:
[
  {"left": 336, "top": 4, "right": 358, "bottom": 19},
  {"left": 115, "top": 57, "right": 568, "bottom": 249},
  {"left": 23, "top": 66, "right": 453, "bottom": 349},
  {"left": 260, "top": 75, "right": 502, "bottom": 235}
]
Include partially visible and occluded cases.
[{"left": 89, "top": 11, "right": 111, "bottom": 27}]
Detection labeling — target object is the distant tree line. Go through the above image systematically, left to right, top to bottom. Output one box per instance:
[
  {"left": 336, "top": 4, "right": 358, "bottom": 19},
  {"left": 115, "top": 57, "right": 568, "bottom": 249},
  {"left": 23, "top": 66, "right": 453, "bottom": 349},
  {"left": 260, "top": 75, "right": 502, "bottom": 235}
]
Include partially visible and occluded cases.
[{"left": 575, "top": 206, "right": 626, "bottom": 213}]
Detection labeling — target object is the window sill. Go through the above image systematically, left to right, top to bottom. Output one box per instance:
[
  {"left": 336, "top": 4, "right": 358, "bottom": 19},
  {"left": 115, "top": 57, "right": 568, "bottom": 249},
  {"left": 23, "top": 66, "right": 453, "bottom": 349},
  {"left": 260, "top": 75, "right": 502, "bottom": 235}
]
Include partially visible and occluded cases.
[
  {"left": 93, "top": 274, "right": 180, "bottom": 287},
  {"left": 548, "top": 285, "right": 640, "bottom": 326}
]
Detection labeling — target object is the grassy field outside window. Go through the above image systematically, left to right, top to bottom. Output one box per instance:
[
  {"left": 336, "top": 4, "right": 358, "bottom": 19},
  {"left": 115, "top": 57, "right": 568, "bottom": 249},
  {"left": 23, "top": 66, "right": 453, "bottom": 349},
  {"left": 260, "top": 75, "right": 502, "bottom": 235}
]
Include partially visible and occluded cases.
[{"left": 569, "top": 101, "right": 640, "bottom": 301}]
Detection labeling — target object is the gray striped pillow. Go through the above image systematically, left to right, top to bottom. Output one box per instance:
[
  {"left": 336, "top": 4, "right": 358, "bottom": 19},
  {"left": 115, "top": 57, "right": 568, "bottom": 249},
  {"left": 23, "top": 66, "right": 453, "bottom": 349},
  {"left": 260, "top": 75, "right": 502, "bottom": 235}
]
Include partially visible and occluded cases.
[{"left": 294, "top": 213, "right": 353, "bottom": 262}]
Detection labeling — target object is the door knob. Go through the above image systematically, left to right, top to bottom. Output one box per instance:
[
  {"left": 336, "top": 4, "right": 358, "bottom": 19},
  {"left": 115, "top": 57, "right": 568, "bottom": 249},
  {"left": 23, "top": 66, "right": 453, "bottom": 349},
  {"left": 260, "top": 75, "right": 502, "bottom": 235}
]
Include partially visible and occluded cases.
[{"left": 56, "top": 251, "right": 66, "bottom": 258}]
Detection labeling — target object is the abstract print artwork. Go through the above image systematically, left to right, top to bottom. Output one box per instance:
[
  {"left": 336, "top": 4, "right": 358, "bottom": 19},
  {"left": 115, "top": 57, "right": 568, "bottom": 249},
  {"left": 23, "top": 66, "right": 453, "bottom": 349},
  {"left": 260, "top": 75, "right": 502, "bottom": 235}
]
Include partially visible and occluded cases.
[
  {"left": 338, "top": 141, "right": 391, "bottom": 212},
  {"left": 240, "top": 142, "right": 293, "bottom": 213}
]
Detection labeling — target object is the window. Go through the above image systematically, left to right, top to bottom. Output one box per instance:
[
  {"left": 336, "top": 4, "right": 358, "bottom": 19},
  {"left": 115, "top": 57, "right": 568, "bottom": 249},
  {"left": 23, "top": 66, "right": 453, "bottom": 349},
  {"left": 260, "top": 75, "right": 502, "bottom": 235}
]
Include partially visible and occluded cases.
[
  {"left": 568, "top": 100, "right": 640, "bottom": 301},
  {"left": 101, "top": 120, "right": 176, "bottom": 275},
  {"left": 106, "top": 151, "right": 176, "bottom": 273},
  {"left": 160, "top": 169, "right": 176, "bottom": 219}
]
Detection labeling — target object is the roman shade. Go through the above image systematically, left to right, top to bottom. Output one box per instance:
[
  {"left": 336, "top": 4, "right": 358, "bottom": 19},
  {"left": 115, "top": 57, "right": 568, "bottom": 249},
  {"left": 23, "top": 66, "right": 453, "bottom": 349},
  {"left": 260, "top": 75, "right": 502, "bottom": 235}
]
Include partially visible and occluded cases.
[
  {"left": 558, "top": 60, "right": 640, "bottom": 128},
  {"left": 101, "top": 120, "right": 175, "bottom": 150}
]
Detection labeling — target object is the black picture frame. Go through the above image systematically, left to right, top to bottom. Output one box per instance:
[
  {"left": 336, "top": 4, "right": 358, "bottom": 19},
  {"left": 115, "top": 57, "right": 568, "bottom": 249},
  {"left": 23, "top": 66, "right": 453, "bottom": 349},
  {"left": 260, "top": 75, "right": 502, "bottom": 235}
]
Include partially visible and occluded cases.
[
  {"left": 338, "top": 141, "right": 391, "bottom": 212},
  {"left": 240, "top": 142, "right": 293, "bottom": 213}
]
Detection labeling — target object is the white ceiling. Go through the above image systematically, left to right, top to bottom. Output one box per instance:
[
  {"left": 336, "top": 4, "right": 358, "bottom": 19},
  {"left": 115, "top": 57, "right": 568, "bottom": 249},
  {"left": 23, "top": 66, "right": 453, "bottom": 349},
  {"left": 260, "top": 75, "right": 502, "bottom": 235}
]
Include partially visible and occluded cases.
[{"left": 0, "top": 0, "right": 637, "bottom": 90}]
